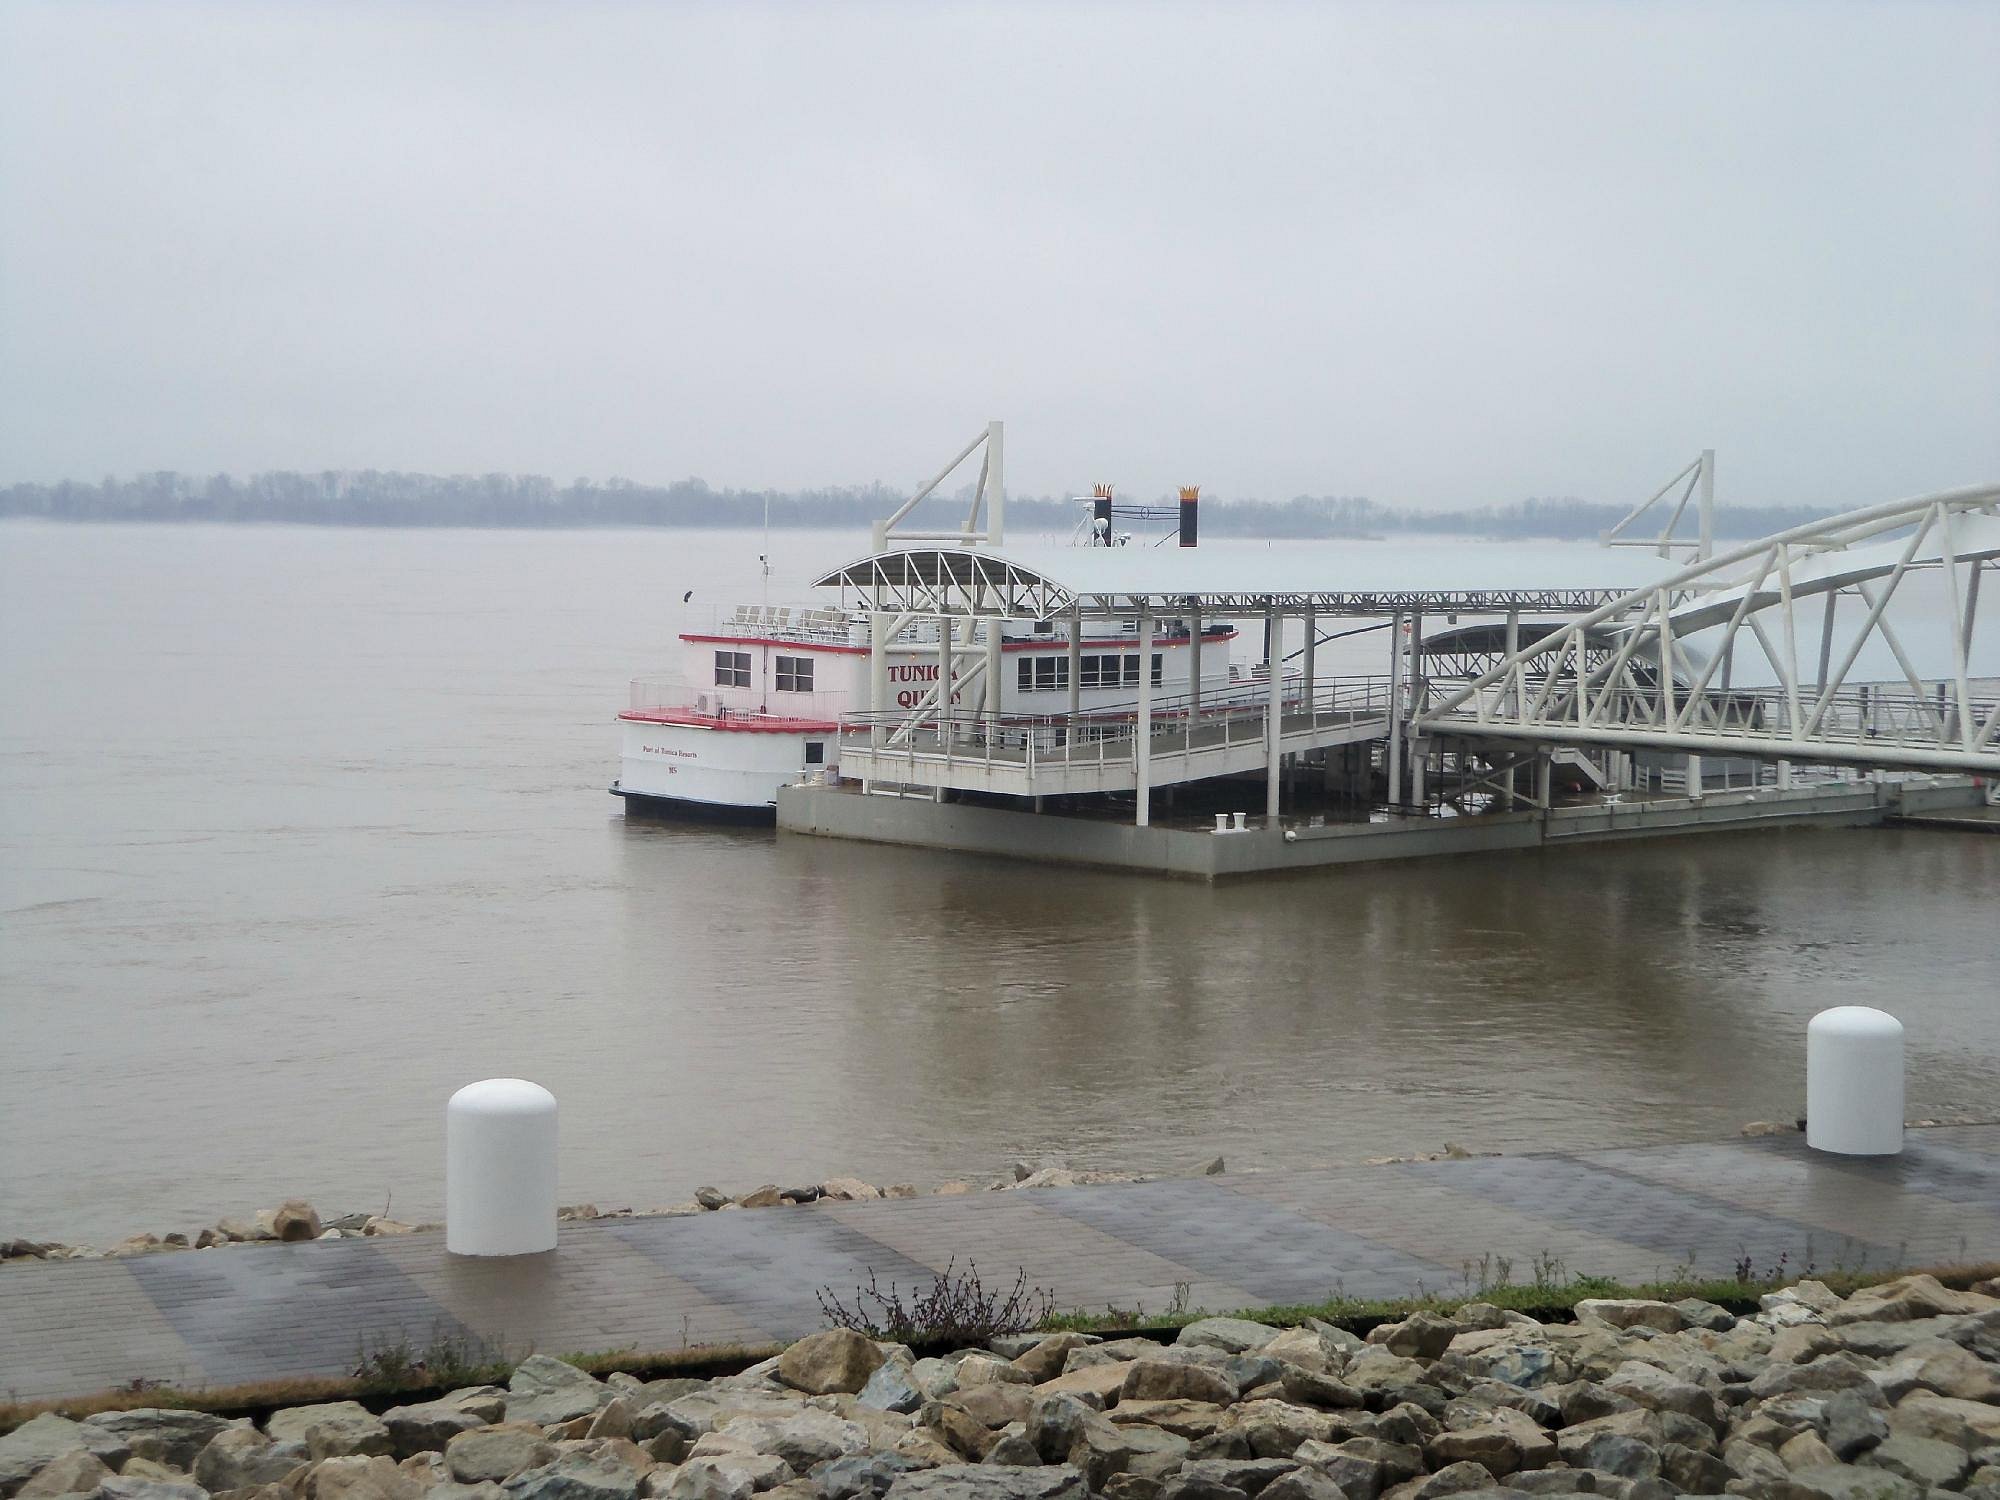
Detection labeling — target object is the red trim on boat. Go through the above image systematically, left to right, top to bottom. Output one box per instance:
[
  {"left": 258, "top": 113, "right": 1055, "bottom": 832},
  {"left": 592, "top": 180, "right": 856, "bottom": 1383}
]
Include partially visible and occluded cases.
[
  {"left": 680, "top": 628, "right": 1238, "bottom": 654},
  {"left": 1001, "top": 629, "right": 1238, "bottom": 653},
  {"left": 680, "top": 634, "right": 869, "bottom": 655},
  {"left": 620, "top": 709, "right": 838, "bottom": 733}
]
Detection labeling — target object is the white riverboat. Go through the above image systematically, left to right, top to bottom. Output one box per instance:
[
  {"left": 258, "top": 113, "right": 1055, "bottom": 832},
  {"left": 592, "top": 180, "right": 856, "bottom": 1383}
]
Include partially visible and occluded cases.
[
  {"left": 612, "top": 425, "right": 1241, "bottom": 817},
  {"left": 614, "top": 603, "right": 1241, "bottom": 817}
]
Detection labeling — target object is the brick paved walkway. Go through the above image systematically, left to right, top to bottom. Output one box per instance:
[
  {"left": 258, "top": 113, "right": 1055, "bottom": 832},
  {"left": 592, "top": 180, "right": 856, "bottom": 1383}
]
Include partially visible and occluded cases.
[{"left": 5, "top": 1126, "right": 1999, "bottom": 1404}]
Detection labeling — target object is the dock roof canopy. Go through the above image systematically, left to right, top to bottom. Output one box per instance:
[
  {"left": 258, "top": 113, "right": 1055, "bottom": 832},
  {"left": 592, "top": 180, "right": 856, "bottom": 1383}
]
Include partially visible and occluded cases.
[{"left": 813, "top": 541, "right": 1682, "bottom": 618}]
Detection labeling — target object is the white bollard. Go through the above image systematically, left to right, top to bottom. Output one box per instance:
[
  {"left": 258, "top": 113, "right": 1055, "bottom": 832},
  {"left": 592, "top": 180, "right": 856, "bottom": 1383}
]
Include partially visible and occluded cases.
[
  {"left": 1806, "top": 1008, "right": 1904, "bottom": 1156},
  {"left": 447, "top": 1078, "right": 559, "bottom": 1255}
]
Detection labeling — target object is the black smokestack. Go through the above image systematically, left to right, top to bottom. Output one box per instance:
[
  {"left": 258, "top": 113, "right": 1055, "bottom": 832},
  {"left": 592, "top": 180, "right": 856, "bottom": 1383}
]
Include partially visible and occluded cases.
[
  {"left": 1092, "top": 483, "right": 1113, "bottom": 545},
  {"left": 1179, "top": 485, "right": 1199, "bottom": 547}
]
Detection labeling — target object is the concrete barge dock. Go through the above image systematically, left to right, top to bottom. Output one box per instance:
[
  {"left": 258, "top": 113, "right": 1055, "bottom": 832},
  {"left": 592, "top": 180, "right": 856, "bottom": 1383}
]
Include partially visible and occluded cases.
[{"left": 778, "top": 777, "right": 1992, "bottom": 881}]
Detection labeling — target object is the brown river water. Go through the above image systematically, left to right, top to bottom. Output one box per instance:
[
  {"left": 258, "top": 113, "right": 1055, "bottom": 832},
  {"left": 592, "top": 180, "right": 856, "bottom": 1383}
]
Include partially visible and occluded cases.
[{"left": 2, "top": 521, "right": 1996, "bottom": 1244}]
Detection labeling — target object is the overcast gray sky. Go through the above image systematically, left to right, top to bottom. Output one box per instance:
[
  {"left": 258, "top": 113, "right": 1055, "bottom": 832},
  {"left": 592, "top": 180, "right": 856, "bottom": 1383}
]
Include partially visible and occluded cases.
[{"left": 1, "top": 0, "right": 1994, "bottom": 510}]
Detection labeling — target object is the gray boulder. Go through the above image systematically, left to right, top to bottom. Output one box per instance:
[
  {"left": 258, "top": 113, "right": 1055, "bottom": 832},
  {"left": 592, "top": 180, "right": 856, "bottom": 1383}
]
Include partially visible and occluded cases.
[
  {"left": 1673, "top": 1301, "right": 1736, "bottom": 1332},
  {"left": 1573, "top": 1302, "right": 1682, "bottom": 1335},
  {"left": 1371, "top": 1314, "right": 1460, "bottom": 1362},
  {"left": 1176, "top": 1322, "right": 1279, "bottom": 1357},
  {"left": 778, "top": 1332, "right": 886, "bottom": 1397},
  {"left": 1008, "top": 1337, "right": 1098, "bottom": 1386},
  {"left": 1457, "top": 1342, "right": 1560, "bottom": 1390},
  {"left": 1748, "top": 1354, "right": 1878, "bottom": 1400},
  {"left": 508, "top": 1358, "right": 612, "bottom": 1426},
  {"left": 1124, "top": 1362, "right": 1236, "bottom": 1407},
  {"left": 1602, "top": 1363, "right": 1721, "bottom": 1435},
  {"left": 859, "top": 1364, "right": 925, "bottom": 1416},
  {"left": 1277, "top": 1369, "right": 1362, "bottom": 1412},
  {"left": 954, "top": 1386, "right": 1032, "bottom": 1432},
  {"left": 1822, "top": 1389, "right": 1888, "bottom": 1460},
  {"left": 1024, "top": 1399, "right": 1095, "bottom": 1467},
  {"left": 268, "top": 1401, "right": 393, "bottom": 1459},
  {"left": 385, "top": 1401, "right": 496, "bottom": 1459},
  {"left": 1425, "top": 1410, "right": 1555, "bottom": 1479},
  {"left": 79, "top": 1411, "right": 234, "bottom": 1471},
  {"left": 717, "top": 1412, "right": 869, "bottom": 1472},
  {"left": 3, "top": 1415, "right": 126, "bottom": 1498},
  {"left": 448, "top": 1427, "right": 560, "bottom": 1484},
  {"left": 192, "top": 1428, "right": 310, "bottom": 1489},
  {"left": 982, "top": 1433, "right": 1041, "bottom": 1468},
  {"left": 1860, "top": 1433, "right": 1972, "bottom": 1488},
  {"left": 1564, "top": 1435, "right": 1658, "bottom": 1480},
  {"left": 1658, "top": 1442, "right": 1731, "bottom": 1494},
  {"left": 16, "top": 1451, "right": 113, "bottom": 1500},
  {"left": 500, "top": 1454, "right": 645, "bottom": 1500},
  {"left": 818, "top": 1454, "right": 927, "bottom": 1500},
  {"left": 1161, "top": 1460, "right": 1299, "bottom": 1500},
  {"left": 1414, "top": 1462, "right": 1503, "bottom": 1499},
  {"left": 1779, "top": 1464, "right": 1921, "bottom": 1500},
  {"left": 884, "top": 1467, "right": 1087, "bottom": 1500},
  {"left": 1255, "top": 1471, "right": 1345, "bottom": 1500},
  {"left": 89, "top": 1480, "right": 208, "bottom": 1500}
]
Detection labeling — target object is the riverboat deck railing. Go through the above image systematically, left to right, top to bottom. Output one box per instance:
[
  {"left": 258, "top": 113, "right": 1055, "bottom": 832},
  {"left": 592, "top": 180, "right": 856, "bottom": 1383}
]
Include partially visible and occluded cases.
[
  {"left": 837, "top": 675, "right": 1392, "bottom": 774},
  {"left": 625, "top": 677, "right": 851, "bottom": 724}
]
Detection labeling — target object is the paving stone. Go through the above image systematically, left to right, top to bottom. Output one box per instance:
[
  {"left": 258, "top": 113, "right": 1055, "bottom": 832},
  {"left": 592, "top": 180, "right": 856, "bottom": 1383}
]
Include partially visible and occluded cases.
[{"left": 4, "top": 1127, "right": 2000, "bottom": 1406}]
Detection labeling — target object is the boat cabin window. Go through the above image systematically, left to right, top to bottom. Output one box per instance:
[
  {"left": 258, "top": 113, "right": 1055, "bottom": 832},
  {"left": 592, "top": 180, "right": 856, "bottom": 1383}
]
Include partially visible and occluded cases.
[
  {"left": 713, "top": 650, "right": 751, "bottom": 687},
  {"left": 775, "top": 654, "right": 814, "bottom": 692},
  {"left": 1077, "top": 654, "right": 1165, "bottom": 690},
  {"left": 1016, "top": 656, "right": 1069, "bottom": 692},
  {"left": 804, "top": 741, "right": 825, "bottom": 765}
]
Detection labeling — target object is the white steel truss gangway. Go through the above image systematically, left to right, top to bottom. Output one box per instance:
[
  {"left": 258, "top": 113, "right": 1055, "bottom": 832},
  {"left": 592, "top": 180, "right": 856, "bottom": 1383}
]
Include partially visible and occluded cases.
[
  {"left": 812, "top": 423, "right": 1717, "bottom": 826},
  {"left": 1413, "top": 483, "right": 2000, "bottom": 776}
]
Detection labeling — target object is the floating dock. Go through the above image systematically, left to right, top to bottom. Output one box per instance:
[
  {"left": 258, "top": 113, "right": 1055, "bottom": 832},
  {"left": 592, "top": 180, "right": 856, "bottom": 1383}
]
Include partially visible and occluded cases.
[{"left": 779, "top": 776, "right": 1990, "bottom": 880}]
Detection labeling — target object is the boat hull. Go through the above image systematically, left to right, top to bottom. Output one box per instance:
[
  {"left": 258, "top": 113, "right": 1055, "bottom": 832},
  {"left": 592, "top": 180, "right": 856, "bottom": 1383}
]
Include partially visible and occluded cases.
[
  {"left": 617, "top": 717, "right": 835, "bottom": 814},
  {"left": 610, "top": 781, "right": 780, "bottom": 824}
]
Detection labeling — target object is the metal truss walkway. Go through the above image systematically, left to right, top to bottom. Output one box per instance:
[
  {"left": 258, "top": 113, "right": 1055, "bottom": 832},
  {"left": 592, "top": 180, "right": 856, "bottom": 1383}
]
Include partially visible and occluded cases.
[{"left": 1413, "top": 483, "right": 2000, "bottom": 776}]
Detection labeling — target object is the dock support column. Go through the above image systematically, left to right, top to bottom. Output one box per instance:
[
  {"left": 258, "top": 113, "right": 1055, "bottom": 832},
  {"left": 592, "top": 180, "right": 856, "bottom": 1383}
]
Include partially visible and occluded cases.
[
  {"left": 1135, "top": 602, "right": 1154, "bottom": 828},
  {"left": 1189, "top": 604, "right": 1202, "bottom": 723},
  {"left": 1265, "top": 604, "right": 1282, "bottom": 823},
  {"left": 1067, "top": 605, "right": 1082, "bottom": 720},
  {"left": 1302, "top": 605, "right": 1316, "bottom": 709},
  {"left": 1386, "top": 609, "right": 1405, "bottom": 805},
  {"left": 1503, "top": 610, "right": 1520, "bottom": 809},
  {"left": 869, "top": 613, "right": 889, "bottom": 748},
  {"left": 938, "top": 613, "right": 954, "bottom": 753},
  {"left": 985, "top": 616, "right": 1002, "bottom": 740},
  {"left": 1411, "top": 738, "right": 1426, "bottom": 807},
  {"left": 1534, "top": 749, "right": 1552, "bottom": 809},
  {"left": 1686, "top": 752, "right": 1704, "bottom": 799},
  {"left": 1777, "top": 759, "right": 1793, "bottom": 791}
]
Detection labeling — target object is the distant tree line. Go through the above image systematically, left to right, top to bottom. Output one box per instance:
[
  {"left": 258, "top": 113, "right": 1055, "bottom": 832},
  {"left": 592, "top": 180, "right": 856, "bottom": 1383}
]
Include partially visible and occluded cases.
[{"left": 0, "top": 470, "right": 1831, "bottom": 541}]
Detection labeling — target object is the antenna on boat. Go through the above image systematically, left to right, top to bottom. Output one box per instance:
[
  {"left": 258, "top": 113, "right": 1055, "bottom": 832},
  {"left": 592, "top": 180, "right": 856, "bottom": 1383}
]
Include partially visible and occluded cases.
[{"left": 760, "top": 491, "right": 771, "bottom": 609}]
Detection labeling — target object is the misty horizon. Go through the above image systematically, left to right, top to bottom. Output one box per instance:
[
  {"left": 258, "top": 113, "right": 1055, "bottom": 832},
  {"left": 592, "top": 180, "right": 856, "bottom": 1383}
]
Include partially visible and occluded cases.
[
  {"left": 2, "top": 2, "right": 1995, "bottom": 512},
  {"left": 0, "top": 465, "right": 1836, "bottom": 541}
]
